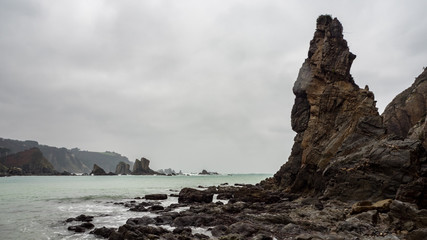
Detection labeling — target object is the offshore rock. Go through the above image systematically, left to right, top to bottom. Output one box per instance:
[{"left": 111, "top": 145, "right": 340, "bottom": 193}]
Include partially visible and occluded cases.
[
  {"left": 272, "top": 15, "right": 426, "bottom": 206},
  {"left": 132, "top": 157, "right": 157, "bottom": 175},
  {"left": 114, "top": 161, "right": 131, "bottom": 175},
  {"left": 90, "top": 164, "right": 108, "bottom": 175}
]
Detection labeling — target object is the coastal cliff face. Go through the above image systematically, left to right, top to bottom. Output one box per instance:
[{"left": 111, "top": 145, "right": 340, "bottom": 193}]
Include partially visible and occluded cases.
[
  {"left": 273, "top": 15, "right": 426, "bottom": 208},
  {"left": 382, "top": 69, "right": 427, "bottom": 149},
  {"left": 0, "top": 147, "right": 56, "bottom": 175}
]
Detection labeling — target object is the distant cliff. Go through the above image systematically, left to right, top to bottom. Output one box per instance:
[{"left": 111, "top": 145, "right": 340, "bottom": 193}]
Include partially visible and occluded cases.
[
  {"left": 0, "top": 138, "right": 132, "bottom": 173},
  {"left": 0, "top": 147, "right": 56, "bottom": 175},
  {"left": 71, "top": 149, "right": 132, "bottom": 173}
]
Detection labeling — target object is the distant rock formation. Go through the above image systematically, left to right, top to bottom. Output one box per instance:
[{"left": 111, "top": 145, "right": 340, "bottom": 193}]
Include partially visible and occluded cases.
[
  {"left": 272, "top": 15, "right": 426, "bottom": 208},
  {"left": 382, "top": 68, "right": 427, "bottom": 149},
  {"left": 0, "top": 138, "right": 133, "bottom": 173},
  {"left": 0, "top": 147, "right": 56, "bottom": 175},
  {"left": 132, "top": 157, "right": 157, "bottom": 175},
  {"left": 115, "top": 161, "right": 131, "bottom": 175},
  {"left": 90, "top": 164, "right": 108, "bottom": 175},
  {"left": 157, "top": 168, "right": 177, "bottom": 175},
  {"left": 199, "top": 169, "right": 219, "bottom": 175}
]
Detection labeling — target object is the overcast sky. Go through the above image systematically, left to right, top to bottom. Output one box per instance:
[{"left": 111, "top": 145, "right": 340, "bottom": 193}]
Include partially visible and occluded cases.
[{"left": 1, "top": 0, "right": 426, "bottom": 173}]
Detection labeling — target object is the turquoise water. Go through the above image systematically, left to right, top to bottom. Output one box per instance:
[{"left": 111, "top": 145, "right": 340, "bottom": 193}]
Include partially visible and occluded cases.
[{"left": 0, "top": 174, "right": 271, "bottom": 240}]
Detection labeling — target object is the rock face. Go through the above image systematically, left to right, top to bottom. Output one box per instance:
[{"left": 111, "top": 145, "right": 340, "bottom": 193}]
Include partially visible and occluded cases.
[
  {"left": 273, "top": 15, "right": 426, "bottom": 207},
  {"left": 382, "top": 68, "right": 427, "bottom": 149},
  {"left": 0, "top": 147, "right": 56, "bottom": 175},
  {"left": 132, "top": 157, "right": 157, "bottom": 175},
  {"left": 115, "top": 161, "right": 131, "bottom": 175},
  {"left": 90, "top": 164, "right": 107, "bottom": 175}
]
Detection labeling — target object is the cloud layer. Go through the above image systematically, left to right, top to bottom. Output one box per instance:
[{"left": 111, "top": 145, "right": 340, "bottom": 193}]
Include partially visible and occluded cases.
[{"left": 1, "top": 0, "right": 426, "bottom": 173}]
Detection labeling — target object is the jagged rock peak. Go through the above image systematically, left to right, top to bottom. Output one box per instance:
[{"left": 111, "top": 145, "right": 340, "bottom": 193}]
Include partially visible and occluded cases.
[{"left": 272, "top": 16, "right": 426, "bottom": 208}]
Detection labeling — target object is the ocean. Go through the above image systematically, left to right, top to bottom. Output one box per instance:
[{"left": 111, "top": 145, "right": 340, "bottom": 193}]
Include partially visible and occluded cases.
[{"left": 0, "top": 174, "right": 271, "bottom": 240}]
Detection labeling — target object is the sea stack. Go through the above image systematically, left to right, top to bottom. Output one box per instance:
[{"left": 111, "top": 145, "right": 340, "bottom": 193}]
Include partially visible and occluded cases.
[
  {"left": 273, "top": 15, "right": 426, "bottom": 207},
  {"left": 132, "top": 157, "right": 157, "bottom": 175},
  {"left": 115, "top": 161, "right": 131, "bottom": 175}
]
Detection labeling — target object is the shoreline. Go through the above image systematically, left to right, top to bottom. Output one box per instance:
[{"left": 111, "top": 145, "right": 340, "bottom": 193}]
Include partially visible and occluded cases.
[{"left": 64, "top": 181, "right": 426, "bottom": 239}]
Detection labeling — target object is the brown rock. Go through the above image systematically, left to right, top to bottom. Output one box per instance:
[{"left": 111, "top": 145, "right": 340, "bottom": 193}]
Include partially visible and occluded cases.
[
  {"left": 272, "top": 15, "right": 426, "bottom": 205},
  {"left": 383, "top": 69, "right": 427, "bottom": 148}
]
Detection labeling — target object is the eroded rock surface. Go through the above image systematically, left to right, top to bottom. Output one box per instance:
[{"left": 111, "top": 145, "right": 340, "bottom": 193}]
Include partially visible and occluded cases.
[{"left": 272, "top": 15, "right": 427, "bottom": 208}]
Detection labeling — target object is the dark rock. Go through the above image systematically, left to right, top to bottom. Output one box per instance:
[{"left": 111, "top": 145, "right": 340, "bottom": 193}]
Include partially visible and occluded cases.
[
  {"left": 0, "top": 148, "right": 56, "bottom": 175},
  {"left": 132, "top": 157, "right": 158, "bottom": 175},
  {"left": 90, "top": 164, "right": 107, "bottom": 175},
  {"left": 199, "top": 169, "right": 218, "bottom": 175},
  {"left": 178, "top": 188, "right": 213, "bottom": 204},
  {"left": 217, "top": 193, "right": 233, "bottom": 200},
  {"left": 145, "top": 194, "right": 168, "bottom": 200},
  {"left": 149, "top": 205, "right": 164, "bottom": 211},
  {"left": 75, "top": 214, "right": 94, "bottom": 222},
  {"left": 126, "top": 216, "right": 155, "bottom": 225},
  {"left": 80, "top": 222, "right": 95, "bottom": 229},
  {"left": 68, "top": 225, "right": 86, "bottom": 233},
  {"left": 211, "top": 225, "right": 229, "bottom": 237},
  {"left": 90, "top": 227, "right": 115, "bottom": 238},
  {"left": 172, "top": 227, "right": 192, "bottom": 235},
  {"left": 407, "top": 228, "right": 427, "bottom": 240}
]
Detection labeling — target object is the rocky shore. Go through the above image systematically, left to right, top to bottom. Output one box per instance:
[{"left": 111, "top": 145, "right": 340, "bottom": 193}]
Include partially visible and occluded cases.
[{"left": 65, "top": 15, "right": 427, "bottom": 239}]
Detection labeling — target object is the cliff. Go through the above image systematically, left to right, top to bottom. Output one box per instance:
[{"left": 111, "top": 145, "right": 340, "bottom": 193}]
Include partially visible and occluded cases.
[
  {"left": 273, "top": 15, "right": 426, "bottom": 208},
  {"left": 382, "top": 68, "right": 427, "bottom": 149},
  {"left": 0, "top": 138, "right": 132, "bottom": 173},
  {"left": 0, "top": 147, "right": 56, "bottom": 175},
  {"left": 71, "top": 149, "right": 132, "bottom": 173},
  {"left": 132, "top": 157, "right": 157, "bottom": 175}
]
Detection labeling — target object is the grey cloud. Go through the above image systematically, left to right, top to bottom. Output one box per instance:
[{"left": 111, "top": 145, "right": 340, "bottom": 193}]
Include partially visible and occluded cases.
[{"left": 1, "top": 0, "right": 426, "bottom": 173}]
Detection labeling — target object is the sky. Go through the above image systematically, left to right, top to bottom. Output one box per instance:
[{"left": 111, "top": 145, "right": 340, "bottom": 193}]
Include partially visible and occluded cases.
[{"left": 1, "top": 0, "right": 426, "bottom": 174}]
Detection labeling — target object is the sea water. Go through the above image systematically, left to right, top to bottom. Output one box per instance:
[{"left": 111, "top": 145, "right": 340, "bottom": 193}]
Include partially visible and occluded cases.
[{"left": 0, "top": 174, "right": 271, "bottom": 240}]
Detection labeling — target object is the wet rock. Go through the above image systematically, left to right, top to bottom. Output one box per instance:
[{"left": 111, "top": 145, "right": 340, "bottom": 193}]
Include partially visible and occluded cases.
[
  {"left": 178, "top": 188, "right": 213, "bottom": 204},
  {"left": 145, "top": 193, "right": 168, "bottom": 200},
  {"left": 149, "top": 205, "right": 165, "bottom": 211},
  {"left": 66, "top": 214, "right": 94, "bottom": 223},
  {"left": 126, "top": 216, "right": 155, "bottom": 225},
  {"left": 68, "top": 225, "right": 86, "bottom": 233},
  {"left": 90, "top": 227, "right": 115, "bottom": 238}
]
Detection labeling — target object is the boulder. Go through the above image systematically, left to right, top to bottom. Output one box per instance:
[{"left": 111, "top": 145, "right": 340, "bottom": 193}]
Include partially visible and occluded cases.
[
  {"left": 178, "top": 188, "right": 213, "bottom": 204},
  {"left": 145, "top": 194, "right": 168, "bottom": 200},
  {"left": 90, "top": 227, "right": 115, "bottom": 238}
]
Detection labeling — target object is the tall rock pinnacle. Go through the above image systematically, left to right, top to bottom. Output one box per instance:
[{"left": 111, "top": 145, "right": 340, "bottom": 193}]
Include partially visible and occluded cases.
[{"left": 273, "top": 15, "right": 426, "bottom": 207}]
